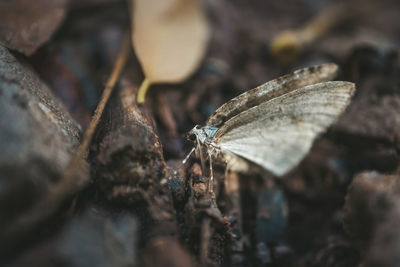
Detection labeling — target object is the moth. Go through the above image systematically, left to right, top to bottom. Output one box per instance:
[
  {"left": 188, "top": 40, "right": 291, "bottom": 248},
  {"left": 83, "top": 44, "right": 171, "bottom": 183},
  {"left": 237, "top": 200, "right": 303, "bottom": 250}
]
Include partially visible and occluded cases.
[{"left": 186, "top": 63, "right": 355, "bottom": 191}]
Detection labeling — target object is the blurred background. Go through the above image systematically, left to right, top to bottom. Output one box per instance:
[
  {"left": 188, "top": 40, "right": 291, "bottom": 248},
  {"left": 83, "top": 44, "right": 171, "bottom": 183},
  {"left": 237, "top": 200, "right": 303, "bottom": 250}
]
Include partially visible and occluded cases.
[{"left": 1, "top": 0, "right": 400, "bottom": 266}]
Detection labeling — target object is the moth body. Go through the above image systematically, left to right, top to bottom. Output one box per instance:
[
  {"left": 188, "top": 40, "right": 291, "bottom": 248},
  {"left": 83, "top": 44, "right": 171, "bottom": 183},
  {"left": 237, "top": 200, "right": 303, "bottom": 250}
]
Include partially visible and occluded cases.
[{"left": 188, "top": 125, "right": 218, "bottom": 145}]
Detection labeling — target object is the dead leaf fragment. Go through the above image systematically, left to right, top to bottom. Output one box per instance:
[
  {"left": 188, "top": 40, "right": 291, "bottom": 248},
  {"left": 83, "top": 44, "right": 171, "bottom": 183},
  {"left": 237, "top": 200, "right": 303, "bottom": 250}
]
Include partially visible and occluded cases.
[{"left": 130, "top": 0, "right": 210, "bottom": 103}]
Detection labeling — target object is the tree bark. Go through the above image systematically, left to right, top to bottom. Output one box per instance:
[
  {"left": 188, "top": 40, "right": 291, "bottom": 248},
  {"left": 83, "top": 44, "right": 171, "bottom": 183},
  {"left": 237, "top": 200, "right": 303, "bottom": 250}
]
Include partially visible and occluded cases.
[{"left": 90, "top": 73, "right": 195, "bottom": 267}]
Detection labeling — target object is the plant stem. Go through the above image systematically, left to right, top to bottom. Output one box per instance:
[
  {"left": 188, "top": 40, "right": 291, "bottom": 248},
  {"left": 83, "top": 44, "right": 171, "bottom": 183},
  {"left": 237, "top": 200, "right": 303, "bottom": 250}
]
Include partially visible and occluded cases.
[{"left": 137, "top": 78, "right": 150, "bottom": 104}]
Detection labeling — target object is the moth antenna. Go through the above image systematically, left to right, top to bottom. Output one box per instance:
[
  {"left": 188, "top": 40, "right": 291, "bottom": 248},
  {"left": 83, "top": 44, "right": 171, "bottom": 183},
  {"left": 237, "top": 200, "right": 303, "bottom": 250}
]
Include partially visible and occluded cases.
[{"left": 182, "top": 147, "right": 195, "bottom": 164}]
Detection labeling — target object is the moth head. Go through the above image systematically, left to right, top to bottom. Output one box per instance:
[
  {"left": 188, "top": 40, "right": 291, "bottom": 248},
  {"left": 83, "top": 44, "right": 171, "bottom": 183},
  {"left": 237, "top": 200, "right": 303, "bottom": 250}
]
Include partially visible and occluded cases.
[
  {"left": 186, "top": 125, "right": 201, "bottom": 143},
  {"left": 187, "top": 125, "right": 219, "bottom": 148}
]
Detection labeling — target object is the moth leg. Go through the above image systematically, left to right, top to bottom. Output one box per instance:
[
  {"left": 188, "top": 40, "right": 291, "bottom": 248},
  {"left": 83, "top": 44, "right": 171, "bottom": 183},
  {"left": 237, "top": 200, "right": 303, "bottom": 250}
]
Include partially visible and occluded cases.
[
  {"left": 196, "top": 136, "right": 207, "bottom": 175},
  {"left": 182, "top": 147, "right": 195, "bottom": 164},
  {"left": 208, "top": 152, "right": 214, "bottom": 194}
]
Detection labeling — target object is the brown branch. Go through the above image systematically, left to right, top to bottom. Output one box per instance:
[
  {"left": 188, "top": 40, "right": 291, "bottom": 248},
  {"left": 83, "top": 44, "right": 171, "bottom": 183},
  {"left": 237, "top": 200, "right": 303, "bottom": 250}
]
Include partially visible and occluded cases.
[{"left": 89, "top": 68, "right": 195, "bottom": 266}]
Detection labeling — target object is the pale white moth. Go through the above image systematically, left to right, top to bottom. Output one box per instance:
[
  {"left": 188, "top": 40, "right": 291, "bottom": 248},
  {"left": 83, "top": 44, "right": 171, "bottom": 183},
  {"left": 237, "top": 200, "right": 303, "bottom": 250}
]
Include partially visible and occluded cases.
[{"left": 185, "top": 63, "right": 355, "bottom": 192}]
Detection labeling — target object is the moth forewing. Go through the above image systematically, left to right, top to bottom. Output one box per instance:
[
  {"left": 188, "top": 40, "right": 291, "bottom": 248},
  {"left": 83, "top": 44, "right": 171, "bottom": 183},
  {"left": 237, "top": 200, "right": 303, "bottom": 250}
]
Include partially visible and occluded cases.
[
  {"left": 187, "top": 63, "right": 355, "bottom": 190},
  {"left": 206, "top": 63, "right": 339, "bottom": 127},
  {"left": 212, "top": 81, "right": 355, "bottom": 176}
]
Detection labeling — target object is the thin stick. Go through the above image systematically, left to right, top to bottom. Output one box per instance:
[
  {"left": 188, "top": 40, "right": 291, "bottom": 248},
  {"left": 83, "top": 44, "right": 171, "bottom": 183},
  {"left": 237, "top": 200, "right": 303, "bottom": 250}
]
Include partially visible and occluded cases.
[
  {"left": 270, "top": 1, "right": 354, "bottom": 61},
  {"left": 300, "top": 1, "right": 351, "bottom": 43},
  {"left": 3, "top": 36, "right": 131, "bottom": 239},
  {"left": 60, "top": 36, "right": 131, "bottom": 189},
  {"left": 137, "top": 78, "right": 150, "bottom": 104},
  {"left": 200, "top": 217, "right": 212, "bottom": 265}
]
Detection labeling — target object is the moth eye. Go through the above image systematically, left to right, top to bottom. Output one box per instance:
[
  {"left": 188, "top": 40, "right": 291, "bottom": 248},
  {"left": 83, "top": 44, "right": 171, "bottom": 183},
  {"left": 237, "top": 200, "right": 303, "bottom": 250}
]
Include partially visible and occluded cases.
[{"left": 188, "top": 133, "right": 196, "bottom": 142}]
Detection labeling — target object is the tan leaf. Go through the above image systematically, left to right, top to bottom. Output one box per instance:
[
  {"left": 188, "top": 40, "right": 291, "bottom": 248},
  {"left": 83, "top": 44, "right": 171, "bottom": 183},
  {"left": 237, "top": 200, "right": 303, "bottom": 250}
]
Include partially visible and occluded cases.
[{"left": 130, "top": 0, "right": 210, "bottom": 103}]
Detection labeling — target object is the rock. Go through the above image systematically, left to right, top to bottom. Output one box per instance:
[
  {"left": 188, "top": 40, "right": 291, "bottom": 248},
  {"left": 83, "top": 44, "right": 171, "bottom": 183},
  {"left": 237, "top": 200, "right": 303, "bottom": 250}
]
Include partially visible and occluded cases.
[
  {"left": 0, "top": 0, "right": 68, "bottom": 55},
  {"left": 0, "top": 45, "right": 88, "bottom": 257},
  {"left": 343, "top": 171, "right": 400, "bottom": 253}
]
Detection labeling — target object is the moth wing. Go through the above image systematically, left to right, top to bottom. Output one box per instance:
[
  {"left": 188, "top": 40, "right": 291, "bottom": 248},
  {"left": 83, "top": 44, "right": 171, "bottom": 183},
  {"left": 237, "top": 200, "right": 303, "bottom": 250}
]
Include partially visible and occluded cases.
[
  {"left": 206, "top": 63, "right": 339, "bottom": 127},
  {"left": 213, "top": 81, "right": 355, "bottom": 176}
]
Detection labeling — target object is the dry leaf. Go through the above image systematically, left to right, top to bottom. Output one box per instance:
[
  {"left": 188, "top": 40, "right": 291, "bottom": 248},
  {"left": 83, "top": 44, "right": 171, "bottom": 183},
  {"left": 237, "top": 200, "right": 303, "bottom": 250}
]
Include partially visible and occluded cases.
[{"left": 130, "top": 0, "right": 210, "bottom": 103}]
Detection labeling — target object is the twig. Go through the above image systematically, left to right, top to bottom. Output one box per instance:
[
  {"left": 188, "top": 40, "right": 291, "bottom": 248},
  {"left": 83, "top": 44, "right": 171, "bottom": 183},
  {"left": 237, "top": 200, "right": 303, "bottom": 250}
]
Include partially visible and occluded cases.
[
  {"left": 269, "top": 1, "right": 354, "bottom": 62},
  {"left": 60, "top": 35, "right": 131, "bottom": 190},
  {"left": 156, "top": 92, "right": 178, "bottom": 136},
  {"left": 200, "top": 217, "right": 212, "bottom": 265}
]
